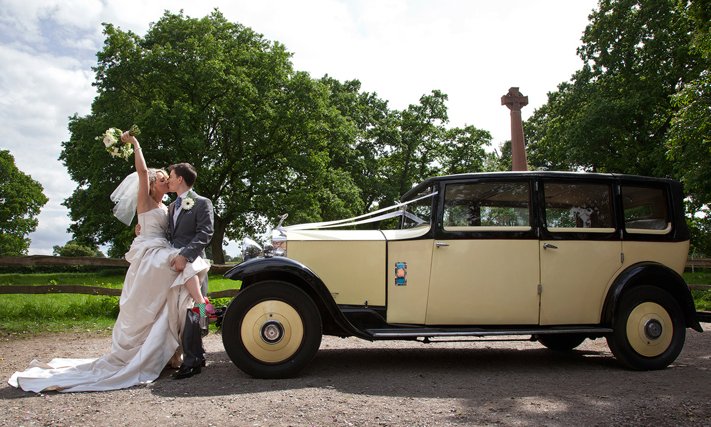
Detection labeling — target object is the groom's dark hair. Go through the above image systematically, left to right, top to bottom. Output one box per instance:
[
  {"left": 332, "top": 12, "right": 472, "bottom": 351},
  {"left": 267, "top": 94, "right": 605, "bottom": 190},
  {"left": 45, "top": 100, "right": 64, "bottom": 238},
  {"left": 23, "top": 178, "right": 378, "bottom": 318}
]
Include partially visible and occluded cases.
[{"left": 169, "top": 163, "right": 197, "bottom": 187}]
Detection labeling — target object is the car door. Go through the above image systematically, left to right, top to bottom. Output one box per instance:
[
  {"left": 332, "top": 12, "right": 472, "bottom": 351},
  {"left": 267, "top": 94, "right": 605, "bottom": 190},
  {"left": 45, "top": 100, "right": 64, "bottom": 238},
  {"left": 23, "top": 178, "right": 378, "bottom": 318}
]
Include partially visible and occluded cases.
[
  {"left": 425, "top": 178, "right": 541, "bottom": 325},
  {"left": 538, "top": 179, "right": 622, "bottom": 325}
]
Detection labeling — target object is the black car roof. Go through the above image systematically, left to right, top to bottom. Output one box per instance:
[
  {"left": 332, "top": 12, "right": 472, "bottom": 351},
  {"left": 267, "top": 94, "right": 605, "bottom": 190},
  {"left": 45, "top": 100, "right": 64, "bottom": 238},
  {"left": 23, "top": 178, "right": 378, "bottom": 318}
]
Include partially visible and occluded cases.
[{"left": 401, "top": 171, "right": 678, "bottom": 201}]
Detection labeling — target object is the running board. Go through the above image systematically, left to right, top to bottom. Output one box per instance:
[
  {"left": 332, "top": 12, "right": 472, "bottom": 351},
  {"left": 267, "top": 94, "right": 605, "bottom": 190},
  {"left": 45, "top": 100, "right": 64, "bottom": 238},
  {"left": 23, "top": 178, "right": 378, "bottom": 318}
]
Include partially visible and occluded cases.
[{"left": 365, "top": 326, "right": 613, "bottom": 339}]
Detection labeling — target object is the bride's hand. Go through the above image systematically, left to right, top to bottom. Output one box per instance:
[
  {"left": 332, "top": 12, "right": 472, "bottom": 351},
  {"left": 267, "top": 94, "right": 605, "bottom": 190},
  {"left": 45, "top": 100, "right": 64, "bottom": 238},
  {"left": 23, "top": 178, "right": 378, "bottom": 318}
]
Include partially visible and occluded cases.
[{"left": 121, "top": 131, "right": 138, "bottom": 146}]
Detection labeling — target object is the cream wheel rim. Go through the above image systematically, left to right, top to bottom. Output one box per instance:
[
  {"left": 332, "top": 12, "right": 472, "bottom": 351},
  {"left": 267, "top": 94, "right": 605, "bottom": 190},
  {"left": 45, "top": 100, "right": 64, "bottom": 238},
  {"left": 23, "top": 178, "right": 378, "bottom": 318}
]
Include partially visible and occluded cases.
[
  {"left": 241, "top": 300, "right": 304, "bottom": 363},
  {"left": 626, "top": 302, "right": 673, "bottom": 357}
]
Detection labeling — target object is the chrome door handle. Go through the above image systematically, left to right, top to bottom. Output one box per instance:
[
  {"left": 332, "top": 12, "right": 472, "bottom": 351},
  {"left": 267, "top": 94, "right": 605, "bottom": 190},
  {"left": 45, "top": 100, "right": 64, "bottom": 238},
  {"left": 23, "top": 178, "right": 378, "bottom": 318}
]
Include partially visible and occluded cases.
[
  {"left": 435, "top": 242, "right": 450, "bottom": 248},
  {"left": 543, "top": 243, "right": 558, "bottom": 250}
]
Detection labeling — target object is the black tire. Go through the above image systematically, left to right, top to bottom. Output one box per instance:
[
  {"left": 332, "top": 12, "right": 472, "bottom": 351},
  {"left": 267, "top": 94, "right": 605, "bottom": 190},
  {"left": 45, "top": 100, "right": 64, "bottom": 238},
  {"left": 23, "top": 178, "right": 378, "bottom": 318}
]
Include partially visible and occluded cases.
[
  {"left": 222, "top": 281, "right": 322, "bottom": 378},
  {"left": 606, "top": 285, "right": 685, "bottom": 370},
  {"left": 535, "top": 334, "right": 587, "bottom": 352}
]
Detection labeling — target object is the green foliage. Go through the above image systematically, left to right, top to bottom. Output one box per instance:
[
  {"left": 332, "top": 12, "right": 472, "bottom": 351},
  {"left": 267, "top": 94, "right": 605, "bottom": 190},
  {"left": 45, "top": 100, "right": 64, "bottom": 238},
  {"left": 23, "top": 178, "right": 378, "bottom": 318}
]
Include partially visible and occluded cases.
[
  {"left": 524, "top": 0, "right": 711, "bottom": 253},
  {"left": 527, "top": 0, "right": 708, "bottom": 178},
  {"left": 667, "top": 2, "right": 711, "bottom": 207},
  {"left": 60, "top": 9, "right": 497, "bottom": 262},
  {"left": 60, "top": 11, "right": 370, "bottom": 263},
  {"left": 319, "top": 77, "right": 395, "bottom": 212},
  {"left": 388, "top": 90, "right": 449, "bottom": 198},
  {"left": 440, "top": 126, "right": 496, "bottom": 175},
  {"left": 0, "top": 150, "right": 48, "bottom": 255},
  {"left": 687, "top": 208, "right": 711, "bottom": 257},
  {"left": 53, "top": 241, "right": 105, "bottom": 257},
  {"left": 0, "top": 271, "right": 125, "bottom": 286},
  {"left": 686, "top": 271, "right": 711, "bottom": 311},
  {"left": 0, "top": 272, "right": 240, "bottom": 334},
  {"left": 691, "top": 289, "right": 711, "bottom": 311},
  {"left": 0, "top": 294, "right": 119, "bottom": 330}
]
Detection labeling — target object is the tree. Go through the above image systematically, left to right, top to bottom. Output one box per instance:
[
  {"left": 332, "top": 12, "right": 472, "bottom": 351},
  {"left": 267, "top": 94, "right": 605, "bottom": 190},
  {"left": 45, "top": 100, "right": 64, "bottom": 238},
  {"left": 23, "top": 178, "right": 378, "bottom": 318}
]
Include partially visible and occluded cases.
[
  {"left": 526, "top": 0, "right": 707, "bottom": 178},
  {"left": 667, "top": 0, "right": 711, "bottom": 206},
  {"left": 61, "top": 10, "right": 363, "bottom": 262},
  {"left": 61, "top": 10, "right": 500, "bottom": 260},
  {"left": 319, "top": 76, "right": 403, "bottom": 212},
  {"left": 383, "top": 90, "right": 450, "bottom": 203},
  {"left": 439, "top": 125, "right": 495, "bottom": 175},
  {"left": 0, "top": 150, "right": 48, "bottom": 256},
  {"left": 53, "top": 240, "right": 104, "bottom": 257}
]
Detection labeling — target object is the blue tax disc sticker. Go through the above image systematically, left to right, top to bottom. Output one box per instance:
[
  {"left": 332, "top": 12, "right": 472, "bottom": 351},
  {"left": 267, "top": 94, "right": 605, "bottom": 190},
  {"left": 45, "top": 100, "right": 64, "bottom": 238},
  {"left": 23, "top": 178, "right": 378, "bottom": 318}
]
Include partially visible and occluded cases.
[{"left": 395, "top": 262, "right": 407, "bottom": 286}]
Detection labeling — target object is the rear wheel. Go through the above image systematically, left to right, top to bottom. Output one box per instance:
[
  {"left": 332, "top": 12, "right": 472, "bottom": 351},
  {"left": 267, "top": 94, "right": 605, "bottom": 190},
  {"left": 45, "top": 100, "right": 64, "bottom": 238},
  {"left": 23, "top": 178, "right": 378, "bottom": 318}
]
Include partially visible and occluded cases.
[
  {"left": 222, "top": 281, "right": 322, "bottom": 378},
  {"left": 606, "top": 285, "right": 685, "bottom": 370},
  {"left": 535, "top": 333, "right": 587, "bottom": 351}
]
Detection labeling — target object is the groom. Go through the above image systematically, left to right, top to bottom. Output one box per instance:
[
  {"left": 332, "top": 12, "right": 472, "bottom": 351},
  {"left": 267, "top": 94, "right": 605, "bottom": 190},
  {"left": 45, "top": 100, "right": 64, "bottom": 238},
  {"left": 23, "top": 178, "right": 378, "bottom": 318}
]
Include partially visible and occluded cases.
[{"left": 167, "top": 162, "right": 214, "bottom": 379}]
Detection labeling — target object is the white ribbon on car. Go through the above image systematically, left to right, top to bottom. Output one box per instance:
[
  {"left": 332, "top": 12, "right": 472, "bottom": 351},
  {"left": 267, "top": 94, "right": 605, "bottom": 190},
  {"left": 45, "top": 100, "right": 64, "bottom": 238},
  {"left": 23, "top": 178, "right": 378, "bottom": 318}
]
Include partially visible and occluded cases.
[{"left": 284, "top": 191, "right": 437, "bottom": 231}]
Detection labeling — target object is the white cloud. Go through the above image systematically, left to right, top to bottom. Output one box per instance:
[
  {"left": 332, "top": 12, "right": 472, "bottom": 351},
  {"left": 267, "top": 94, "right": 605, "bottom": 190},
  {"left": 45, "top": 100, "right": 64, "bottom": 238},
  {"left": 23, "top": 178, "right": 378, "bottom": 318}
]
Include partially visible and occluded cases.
[
  {"left": 0, "top": 0, "right": 598, "bottom": 255},
  {"left": 0, "top": 38, "right": 94, "bottom": 255}
]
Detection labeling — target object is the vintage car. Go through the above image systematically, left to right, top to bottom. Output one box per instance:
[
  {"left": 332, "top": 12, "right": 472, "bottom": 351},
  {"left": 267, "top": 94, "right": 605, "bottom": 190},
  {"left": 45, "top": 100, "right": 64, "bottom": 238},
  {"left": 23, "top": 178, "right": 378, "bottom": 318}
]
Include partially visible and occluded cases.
[{"left": 221, "top": 171, "right": 701, "bottom": 378}]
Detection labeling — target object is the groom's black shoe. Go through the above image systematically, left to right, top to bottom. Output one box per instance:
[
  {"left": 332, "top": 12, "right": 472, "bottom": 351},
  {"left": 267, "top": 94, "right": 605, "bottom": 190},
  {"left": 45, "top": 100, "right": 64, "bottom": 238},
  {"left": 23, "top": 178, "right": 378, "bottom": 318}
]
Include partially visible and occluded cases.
[{"left": 173, "top": 365, "right": 201, "bottom": 380}]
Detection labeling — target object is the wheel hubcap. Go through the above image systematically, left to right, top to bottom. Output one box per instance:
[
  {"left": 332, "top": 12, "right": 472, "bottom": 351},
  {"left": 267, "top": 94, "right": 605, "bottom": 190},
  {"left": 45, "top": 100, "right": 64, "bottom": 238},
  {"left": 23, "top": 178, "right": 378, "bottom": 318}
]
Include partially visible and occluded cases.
[
  {"left": 241, "top": 300, "right": 304, "bottom": 364},
  {"left": 626, "top": 302, "right": 673, "bottom": 357},
  {"left": 644, "top": 319, "right": 663, "bottom": 340},
  {"left": 261, "top": 320, "right": 284, "bottom": 344}
]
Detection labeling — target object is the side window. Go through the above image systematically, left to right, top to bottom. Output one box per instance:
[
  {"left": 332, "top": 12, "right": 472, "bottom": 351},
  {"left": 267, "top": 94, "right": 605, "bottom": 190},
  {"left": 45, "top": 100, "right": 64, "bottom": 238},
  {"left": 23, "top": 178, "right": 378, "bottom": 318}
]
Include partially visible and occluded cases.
[
  {"left": 443, "top": 181, "right": 530, "bottom": 231},
  {"left": 544, "top": 182, "right": 614, "bottom": 231},
  {"left": 621, "top": 185, "right": 670, "bottom": 233}
]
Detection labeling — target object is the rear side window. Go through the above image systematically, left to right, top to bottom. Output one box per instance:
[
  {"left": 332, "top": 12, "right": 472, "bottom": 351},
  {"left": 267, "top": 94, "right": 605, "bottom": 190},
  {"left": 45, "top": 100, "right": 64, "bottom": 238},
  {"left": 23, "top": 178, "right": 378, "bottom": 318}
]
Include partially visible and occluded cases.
[
  {"left": 443, "top": 181, "right": 530, "bottom": 231},
  {"left": 544, "top": 182, "right": 614, "bottom": 231},
  {"left": 621, "top": 186, "right": 670, "bottom": 233}
]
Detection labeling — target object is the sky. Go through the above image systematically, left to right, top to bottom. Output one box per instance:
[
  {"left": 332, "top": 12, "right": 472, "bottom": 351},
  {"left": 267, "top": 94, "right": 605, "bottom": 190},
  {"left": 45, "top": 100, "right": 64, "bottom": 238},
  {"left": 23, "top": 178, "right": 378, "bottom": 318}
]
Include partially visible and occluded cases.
[{"left": 0, "top": 0, "right": 599, "bottom": 257}]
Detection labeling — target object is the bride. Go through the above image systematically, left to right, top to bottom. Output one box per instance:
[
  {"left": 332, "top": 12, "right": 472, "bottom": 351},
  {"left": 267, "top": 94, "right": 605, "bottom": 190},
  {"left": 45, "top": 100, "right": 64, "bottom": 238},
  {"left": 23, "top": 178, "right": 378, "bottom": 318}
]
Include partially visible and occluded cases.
[{"left": 8, "top": 133, "right": 210, "bottom": 392}]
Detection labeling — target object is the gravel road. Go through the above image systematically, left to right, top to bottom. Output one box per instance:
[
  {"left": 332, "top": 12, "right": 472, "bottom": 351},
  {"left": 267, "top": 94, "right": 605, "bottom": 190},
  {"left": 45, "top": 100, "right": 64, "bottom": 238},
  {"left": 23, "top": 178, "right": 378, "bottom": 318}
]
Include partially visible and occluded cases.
[{"left": 1, "top": 324, "right": 710, "bottom": 426}]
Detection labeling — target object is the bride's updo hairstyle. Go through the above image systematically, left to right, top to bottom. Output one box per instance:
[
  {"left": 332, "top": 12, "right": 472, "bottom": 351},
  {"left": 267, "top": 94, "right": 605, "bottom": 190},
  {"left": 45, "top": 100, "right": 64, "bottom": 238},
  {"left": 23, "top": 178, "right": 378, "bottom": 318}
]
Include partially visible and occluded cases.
[{"left": 147, "top": 168, "right": 168, "bottom": 196}]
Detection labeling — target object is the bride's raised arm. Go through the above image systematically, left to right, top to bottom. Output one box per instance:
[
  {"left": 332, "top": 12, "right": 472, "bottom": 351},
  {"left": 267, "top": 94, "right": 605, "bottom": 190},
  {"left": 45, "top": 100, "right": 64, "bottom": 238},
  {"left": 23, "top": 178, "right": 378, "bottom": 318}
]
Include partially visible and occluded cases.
[{"left": 121, "top": 132, "right": 152, "bottom": 214}]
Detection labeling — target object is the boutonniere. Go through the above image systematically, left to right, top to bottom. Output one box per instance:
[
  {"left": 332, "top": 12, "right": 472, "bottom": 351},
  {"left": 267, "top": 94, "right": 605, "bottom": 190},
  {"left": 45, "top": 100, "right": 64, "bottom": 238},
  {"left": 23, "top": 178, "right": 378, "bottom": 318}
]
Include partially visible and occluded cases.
[{"left": 181, "top": 192, "right": 196, "bottom": 211}]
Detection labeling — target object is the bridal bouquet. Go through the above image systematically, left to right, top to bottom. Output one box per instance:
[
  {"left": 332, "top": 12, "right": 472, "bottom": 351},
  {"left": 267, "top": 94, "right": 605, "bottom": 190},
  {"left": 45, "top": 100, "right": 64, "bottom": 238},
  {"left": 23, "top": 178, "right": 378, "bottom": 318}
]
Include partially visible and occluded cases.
[{"left": 98, "top": 124, "right": 141, "bottom": 160}]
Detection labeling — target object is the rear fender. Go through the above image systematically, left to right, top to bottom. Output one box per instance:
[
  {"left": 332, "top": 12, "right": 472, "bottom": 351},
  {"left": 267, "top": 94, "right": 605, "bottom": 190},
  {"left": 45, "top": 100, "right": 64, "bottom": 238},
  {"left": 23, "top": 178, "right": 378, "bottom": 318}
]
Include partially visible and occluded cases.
[{"left": 602, "top": 262, "right": 702, "bottom": 332}]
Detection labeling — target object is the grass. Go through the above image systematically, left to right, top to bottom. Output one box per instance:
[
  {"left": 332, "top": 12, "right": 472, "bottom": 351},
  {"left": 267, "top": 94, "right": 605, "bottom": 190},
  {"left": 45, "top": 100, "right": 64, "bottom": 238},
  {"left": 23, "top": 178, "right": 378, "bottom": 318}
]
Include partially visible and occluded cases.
[
  {"left": 0, "top": 270, "right": 709, "bottom": 336},
  {"left": 0, "top": 271, "right": 241, "bottom": 336},
  {"left": 0, "top": 271, "right": 125, "bottom": 287},
  {"left": 685, "top": 271, "right": 711, "bottom": 311}
]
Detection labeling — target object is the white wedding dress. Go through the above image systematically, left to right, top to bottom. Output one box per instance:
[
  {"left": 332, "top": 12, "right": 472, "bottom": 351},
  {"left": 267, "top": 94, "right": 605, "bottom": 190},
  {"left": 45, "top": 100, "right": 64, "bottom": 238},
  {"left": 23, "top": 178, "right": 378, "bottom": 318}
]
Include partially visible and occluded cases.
[{"left": 8, "top": 206, "right": 209, "bottom": 392}]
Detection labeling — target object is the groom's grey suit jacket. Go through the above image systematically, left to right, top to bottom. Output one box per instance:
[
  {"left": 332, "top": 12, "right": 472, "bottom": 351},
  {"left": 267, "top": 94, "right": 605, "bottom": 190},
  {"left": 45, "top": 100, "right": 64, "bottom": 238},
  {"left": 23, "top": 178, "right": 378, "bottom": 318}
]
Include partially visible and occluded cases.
[{"left": 168, "top": 191, "right": 214, "bottom": 263}]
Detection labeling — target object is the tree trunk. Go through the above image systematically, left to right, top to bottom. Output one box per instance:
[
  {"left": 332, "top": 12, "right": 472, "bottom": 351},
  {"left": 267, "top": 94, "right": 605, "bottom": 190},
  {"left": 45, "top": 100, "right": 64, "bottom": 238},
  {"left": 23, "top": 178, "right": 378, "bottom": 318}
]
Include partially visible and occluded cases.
[{"left": 210, "top": 217, "right": 227, "bottom": 264}]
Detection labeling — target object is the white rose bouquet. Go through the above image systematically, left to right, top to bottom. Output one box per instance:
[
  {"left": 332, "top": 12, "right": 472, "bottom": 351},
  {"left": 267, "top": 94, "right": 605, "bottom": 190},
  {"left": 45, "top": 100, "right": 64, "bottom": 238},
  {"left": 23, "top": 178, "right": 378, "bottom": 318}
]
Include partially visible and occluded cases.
[{"left": 98, "top": 124, "right": 141, "bottom": 160}]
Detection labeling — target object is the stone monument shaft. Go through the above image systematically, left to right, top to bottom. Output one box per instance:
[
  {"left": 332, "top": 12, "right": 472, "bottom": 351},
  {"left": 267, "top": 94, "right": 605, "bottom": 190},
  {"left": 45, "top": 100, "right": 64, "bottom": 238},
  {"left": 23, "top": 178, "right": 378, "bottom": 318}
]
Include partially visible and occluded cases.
[{"left": 501, "top": 87, "right": 529, "bottom": 171}]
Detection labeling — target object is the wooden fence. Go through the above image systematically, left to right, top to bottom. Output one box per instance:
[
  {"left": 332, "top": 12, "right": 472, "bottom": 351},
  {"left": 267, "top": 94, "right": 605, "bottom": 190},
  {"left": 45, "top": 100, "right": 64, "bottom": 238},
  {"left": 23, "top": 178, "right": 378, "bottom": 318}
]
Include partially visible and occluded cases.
[
  {"left": 0, "top": 255, "right": 240, "bottom": 298},
  {"left": 687, "top": 257, "right": 711, "bottom": 271}
]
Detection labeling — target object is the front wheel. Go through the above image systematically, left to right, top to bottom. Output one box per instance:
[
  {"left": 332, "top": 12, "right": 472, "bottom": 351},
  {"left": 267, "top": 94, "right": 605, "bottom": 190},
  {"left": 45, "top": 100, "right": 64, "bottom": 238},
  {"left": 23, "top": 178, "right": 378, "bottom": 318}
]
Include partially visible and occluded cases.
[
  {"left": 222, "top": 281, "right": 322, "bottom": 378},
  {"left": 606, "top": 285, "right": 685, "bottom": 370}
]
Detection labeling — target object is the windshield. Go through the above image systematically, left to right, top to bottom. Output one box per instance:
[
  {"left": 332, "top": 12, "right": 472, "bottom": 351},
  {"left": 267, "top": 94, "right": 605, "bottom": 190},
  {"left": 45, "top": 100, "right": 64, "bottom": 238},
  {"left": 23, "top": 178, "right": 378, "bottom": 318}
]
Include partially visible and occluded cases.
[{"left": 400, "top": 187, "right": 435, "bottom": 229}]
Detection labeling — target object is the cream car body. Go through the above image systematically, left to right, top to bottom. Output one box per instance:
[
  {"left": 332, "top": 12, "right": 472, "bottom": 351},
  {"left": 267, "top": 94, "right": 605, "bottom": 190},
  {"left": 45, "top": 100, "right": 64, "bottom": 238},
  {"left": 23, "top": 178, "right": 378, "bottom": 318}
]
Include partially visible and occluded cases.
[{"left": 222, "top": 172, "right": 701, "bottom": 378}]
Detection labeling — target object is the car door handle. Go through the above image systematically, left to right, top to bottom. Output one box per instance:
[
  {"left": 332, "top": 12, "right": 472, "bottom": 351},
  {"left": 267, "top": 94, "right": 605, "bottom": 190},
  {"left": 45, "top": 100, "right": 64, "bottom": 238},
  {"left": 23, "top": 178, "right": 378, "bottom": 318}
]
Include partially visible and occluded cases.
[
  {"left": 435, "top": 242, "right": 450, "bottom": 248},
  {"left": 543, "top": 243, "right": 558, "bottom": 250}
]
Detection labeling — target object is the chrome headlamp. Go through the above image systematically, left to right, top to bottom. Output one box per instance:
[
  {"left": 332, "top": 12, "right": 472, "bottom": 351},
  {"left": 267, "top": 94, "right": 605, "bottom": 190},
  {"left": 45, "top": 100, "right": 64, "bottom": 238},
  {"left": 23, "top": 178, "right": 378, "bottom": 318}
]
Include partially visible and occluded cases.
[{"left": 241, "top": 214, "right": 288, "bottom": 260}]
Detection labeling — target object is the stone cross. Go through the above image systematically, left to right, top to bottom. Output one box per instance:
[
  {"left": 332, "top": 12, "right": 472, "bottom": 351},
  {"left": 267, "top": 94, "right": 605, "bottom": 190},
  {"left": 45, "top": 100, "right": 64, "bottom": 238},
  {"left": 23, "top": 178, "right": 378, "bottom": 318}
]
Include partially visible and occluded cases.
[{"left": 501, "top": 87, "right": 529, "bottom": 171}]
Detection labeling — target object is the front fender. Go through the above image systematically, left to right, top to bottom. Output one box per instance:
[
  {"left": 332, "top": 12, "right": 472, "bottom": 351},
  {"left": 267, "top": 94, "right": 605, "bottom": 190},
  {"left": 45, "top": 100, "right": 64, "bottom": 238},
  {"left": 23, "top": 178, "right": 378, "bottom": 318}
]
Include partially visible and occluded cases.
[
  {"left": 224, "top": 256, "right": 319, "bottom": 284},
  {"left": 224, "top": 257, "right": 371, "bottom": 339},
  {"left": 602, "top": 262, "right": 702, "bottom": 332}
]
